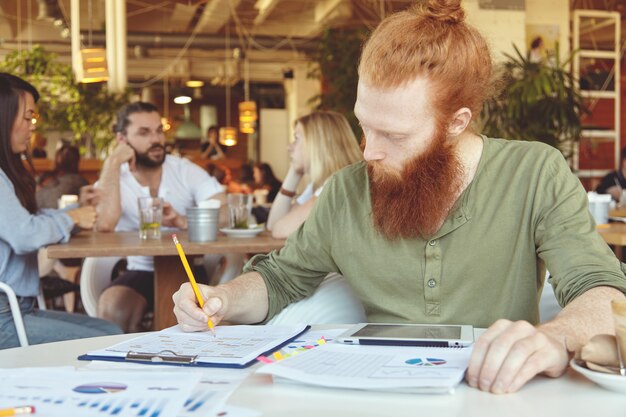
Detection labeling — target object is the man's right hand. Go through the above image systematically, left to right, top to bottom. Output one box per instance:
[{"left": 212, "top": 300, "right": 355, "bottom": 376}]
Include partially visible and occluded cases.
[
  {"left": 109, "top": 142, "right": 136, "bottom": 171},
  {"left": 173, "top": 282, "right": 228, "bottom": 332}
]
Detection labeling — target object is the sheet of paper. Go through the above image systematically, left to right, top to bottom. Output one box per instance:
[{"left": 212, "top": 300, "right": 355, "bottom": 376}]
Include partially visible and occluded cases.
[
  {"left": 85, "top": 324, "right": 307, "bottom": 366},
  {"left": 257, "top": 343, "right": 472, "bottom": 394},
  {"left": 85, "top": 361, "right": 250, "bottom": 417},
  {"left": 0, "top": 367, "right": 201, "bottom": 417}
]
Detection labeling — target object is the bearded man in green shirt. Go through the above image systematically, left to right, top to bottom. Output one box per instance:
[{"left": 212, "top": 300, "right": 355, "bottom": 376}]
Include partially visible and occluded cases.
[{"left": 173, "top": 0, "right": 626, "bottom": 394}]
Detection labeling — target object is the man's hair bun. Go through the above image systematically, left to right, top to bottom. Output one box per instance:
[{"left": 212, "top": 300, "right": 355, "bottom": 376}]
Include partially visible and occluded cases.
[{"left": 413, "top": 0, "right": 465, "bottom": 24}]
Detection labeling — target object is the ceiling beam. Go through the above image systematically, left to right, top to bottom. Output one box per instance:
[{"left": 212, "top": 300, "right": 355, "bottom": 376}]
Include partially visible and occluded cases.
[
  {"left": 196, "top": 0, "right": 242, "bottom": 33},
  {"left": 253, "top": 0, "right": 281, "bottom": 25},
  {"left": 314, "top": 0, "right": 349, "bottom": 24}
]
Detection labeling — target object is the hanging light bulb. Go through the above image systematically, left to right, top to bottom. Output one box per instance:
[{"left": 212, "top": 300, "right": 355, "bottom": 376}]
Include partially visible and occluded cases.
[
  {"left": 220, "top": 19, "right": 238, "bottom": 147},
  {"left": 238, "top": 56, "right": 256, "bottom": 134},
  {"left": 219, "top": 127, "right": 238, "bottom": 147}
]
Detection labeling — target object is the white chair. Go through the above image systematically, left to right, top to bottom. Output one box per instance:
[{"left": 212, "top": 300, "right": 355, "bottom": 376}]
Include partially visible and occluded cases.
[
  {"left": 79, "top": 256, "right": 123, "bottom": 317},
  {"left": 539, "top": 272, "right": 561, "bottom": 323},
  {"left": 267, "top": 273, "right": 366, "bottom": 325},
  {"left": 0, "top": 282, "right": 30, "bottom": 347}
]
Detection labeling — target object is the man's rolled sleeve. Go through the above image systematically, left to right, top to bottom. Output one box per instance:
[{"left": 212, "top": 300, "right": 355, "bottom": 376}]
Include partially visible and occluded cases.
[{"left": 535, "top": 149, "right": 626, "bottom": 305}]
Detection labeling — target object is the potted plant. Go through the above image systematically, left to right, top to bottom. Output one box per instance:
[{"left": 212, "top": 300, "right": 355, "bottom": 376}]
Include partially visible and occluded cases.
[
  {"left": 307, "top": 28, "right": 369, "bottom": 139},
  {"left": 480, "top": 44, "right": 588, "bottom": 161},
  {"left": 0, "top": 45, "right": 130, "bottom": 157}
]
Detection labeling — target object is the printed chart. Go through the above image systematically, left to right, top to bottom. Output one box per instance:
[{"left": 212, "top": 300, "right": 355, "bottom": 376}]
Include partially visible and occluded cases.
[{"left": 0, "top": 368, "right": 200, "bottom": 417}]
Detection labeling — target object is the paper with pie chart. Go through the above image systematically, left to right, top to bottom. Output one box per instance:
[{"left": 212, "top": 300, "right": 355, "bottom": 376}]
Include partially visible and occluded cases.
[
  {"left": 257, "top": 343, "right": 473, "bottom": 393},
  {"left": 0, "top": 367, "right": 201, "bottom": 417}
]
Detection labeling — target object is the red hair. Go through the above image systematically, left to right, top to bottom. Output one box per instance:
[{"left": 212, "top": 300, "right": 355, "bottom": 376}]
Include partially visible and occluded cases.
[{"left": 358, "top": 0, "right": 493, "bottom": 123}]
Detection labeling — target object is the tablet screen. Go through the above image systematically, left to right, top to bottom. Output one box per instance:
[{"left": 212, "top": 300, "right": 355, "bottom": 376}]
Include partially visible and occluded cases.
[{"left": 353, "top": 324, "right": 461, "bottom": 340}]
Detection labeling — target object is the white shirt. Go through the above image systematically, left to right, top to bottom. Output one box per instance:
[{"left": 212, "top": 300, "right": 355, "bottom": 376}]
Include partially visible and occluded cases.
[
  {"left": 115, "top": 155, "right": 222, "bottom": 271},
  {"left": 296, "top": 182, "right": 325, "bottom": 206}
]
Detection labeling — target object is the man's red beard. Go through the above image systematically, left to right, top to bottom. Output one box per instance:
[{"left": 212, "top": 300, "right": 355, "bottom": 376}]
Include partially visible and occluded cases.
[{"left": 368, "top": 127, "right": 464, "bottom": 240}]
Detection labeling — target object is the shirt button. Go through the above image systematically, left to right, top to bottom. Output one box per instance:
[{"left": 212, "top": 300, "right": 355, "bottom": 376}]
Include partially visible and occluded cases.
[
  {"left": 429, "top": 240, "right": 436, "bottom": 246},
  {"left": 427, "top": 279, "right": 436, "bottom": 288}
]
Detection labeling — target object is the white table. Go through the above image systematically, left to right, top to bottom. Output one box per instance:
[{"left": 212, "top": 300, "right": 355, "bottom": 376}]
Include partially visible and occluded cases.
[{"left": 1, "top": 329, "right": 625, "bottom": 417}]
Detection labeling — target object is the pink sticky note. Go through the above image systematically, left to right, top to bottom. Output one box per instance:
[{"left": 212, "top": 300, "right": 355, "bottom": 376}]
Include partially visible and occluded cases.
[{"left": 257, "top": 356, "right": 273, "bottom": 364}]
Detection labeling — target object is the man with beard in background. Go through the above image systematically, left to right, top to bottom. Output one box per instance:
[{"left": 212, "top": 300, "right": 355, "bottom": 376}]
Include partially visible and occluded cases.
[
  {"left": 173, "top": 0, "right": 626, "bottom": 394},
  {"left": 95, "top": 102, "right": 225, "bottom": 332}
]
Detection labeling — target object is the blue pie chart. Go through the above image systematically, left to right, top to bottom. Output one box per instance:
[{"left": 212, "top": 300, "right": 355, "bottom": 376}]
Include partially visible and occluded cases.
[
  {"left": 405, "top": 358, "right": 447, "bottom": 366},
  {"left": 73, "top": 382, "right": 128, "bottom": 394}
]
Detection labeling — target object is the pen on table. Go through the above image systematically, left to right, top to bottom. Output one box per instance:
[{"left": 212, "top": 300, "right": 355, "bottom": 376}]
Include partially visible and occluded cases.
[
  {"left": 171, "top": 234, "right": 216, "bottom": 337},
  {"left": 0, "top": 405, "right": 36, "bottom": 416}
]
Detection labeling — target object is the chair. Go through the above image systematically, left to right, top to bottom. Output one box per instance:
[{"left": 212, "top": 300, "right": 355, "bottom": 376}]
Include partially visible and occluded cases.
[
  {"left": 79, "top": 256, "right": 123, "bottom": 317},
  {"left": 539, "top": 271, "right": 561, "bottom": 323},
  {"left": 267, "top": 273, "right": 366, "bottom": 325},
  {"left": 0, "top": 282, "right": 30, "bottom": 347}
]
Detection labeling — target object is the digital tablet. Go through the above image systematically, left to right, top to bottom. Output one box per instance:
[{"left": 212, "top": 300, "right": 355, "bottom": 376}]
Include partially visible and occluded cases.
[{"left": 336, "top": 323, "right": 474, "bottom": 347}]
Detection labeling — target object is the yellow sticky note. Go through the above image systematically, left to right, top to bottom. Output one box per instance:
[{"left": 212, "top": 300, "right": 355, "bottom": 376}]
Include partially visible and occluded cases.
[{"left": 273, "top": 351, "right": 284, "bottom": 361}]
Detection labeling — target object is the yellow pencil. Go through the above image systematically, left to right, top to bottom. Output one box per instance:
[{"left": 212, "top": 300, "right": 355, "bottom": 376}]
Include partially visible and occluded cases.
[
  {"left": 172, "top": 234, "right": 216, "bottom": 337},
  {"left": 0, "top": 405, "right": 36, "bottom": 416}
]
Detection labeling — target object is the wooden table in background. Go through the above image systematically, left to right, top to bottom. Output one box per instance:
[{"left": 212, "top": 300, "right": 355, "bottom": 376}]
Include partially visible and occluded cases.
[
  {"left": 597, "top": 223, "right": 626, "bottom": 259},
  {"left": 46, "top": 231, "right": 284, "bottom": 329}
]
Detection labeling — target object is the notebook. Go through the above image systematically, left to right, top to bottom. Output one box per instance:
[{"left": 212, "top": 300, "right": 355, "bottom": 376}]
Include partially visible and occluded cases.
[
  {"left": 79, "top": 324, "right": 309, "bottom": 369},
  {"left": 257, "top": 342, "right": 472, "bottom": 394}
]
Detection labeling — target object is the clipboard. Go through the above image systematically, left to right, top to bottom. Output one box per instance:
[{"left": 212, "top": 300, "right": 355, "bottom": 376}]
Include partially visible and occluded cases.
[{"left": 79, "top": 324, "right": 310, "bottom": 369}]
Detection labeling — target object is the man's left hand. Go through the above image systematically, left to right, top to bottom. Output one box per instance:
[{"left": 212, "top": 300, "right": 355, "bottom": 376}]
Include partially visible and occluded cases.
[
  {"left": 162, "top": 202, "right": 187, "bottom": 229},
  {"left": 465, "top": 319, "right": 569, "bottom": 394}
]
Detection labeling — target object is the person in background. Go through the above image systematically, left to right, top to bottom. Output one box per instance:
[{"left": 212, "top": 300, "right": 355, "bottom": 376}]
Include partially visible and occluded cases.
[
  {"left": 173, "top": 0, "right": 626, "bottom": 394},
  {"left": 0, "top": 73, "right": 121, "bottom": 349},
  {"left": 95, "top": 102, "right": 226, "bottom": 333},
  {"left": 266, "top": 111, "right": 363, "bottom": 238},
  {"left": 200, "top": 126, "right": 226, "bottom": 160},
  {"left": 30, "top": 131, "right": 47, "bottom": 158},
  {"left": 36, "top": 144, "right": 88, "bottom": 209},
  {"left": 596, "top": 146, "right": 626, "bottom": 203},
  {"left": 206, "top": 162, "right": 231, "bottom": 188},
  {"left": 253, "top": 162, "right": 282, "bottom": 203},
  {"left": 228, "top": 163, "right": 254, "bottom": 194}
]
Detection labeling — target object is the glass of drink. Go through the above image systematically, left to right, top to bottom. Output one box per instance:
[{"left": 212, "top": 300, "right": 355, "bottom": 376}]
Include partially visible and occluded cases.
[
  {"left": 227, "top": 193, "right": 253, "bottom": 229},
  {"left": 137, "top": 197, "right": 163, "bottom": 240}
]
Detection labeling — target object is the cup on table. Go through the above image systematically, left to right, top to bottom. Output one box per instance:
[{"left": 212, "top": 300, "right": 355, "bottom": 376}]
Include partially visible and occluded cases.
[
  {"left": 253, "top": 189, "right": 269, "bottom": 206},
  {"left": 588, "top": 192, "right": 611, "bottom": 225},
  {"left": 228, "top": 193, "right": 253, "bottom": 229},
  {"left": 58, "top": 194, "right": 78, "bottom": 209},
  {"left": 137, "top": 197, "right": 163, "bottom": 240},
  {"left": 187, "top": 207, "right": 220, "bottom": 242},
  {"left": 611, "top": 299, "right": 626, "bottom": 376}
]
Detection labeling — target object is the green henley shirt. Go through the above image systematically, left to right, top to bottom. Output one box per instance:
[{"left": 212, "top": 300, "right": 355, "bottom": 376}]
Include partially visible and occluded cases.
[{"left": 245, "top": 137, "right": 626, "bottom": 327}]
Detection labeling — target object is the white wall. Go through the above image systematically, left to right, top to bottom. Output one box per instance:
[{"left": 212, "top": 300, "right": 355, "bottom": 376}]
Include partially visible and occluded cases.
[
  {"left": 464, "top": 0, "right": 570, "bottom": 62},
  {"left": 464, "top": 0, "right": 526, "bottom": 62},
  {"left": 259, "top": 109, "right": 290, "bottom": 181}
]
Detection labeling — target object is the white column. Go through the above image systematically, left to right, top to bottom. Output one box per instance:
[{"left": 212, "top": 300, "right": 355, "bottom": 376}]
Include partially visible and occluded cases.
[
  {"left": 70, "top": 0, "right": 82, "bottom": 81},
  {"left": 105, "top": 0, "right": 127, "bottom": 92},
  {"left": 114, "top": 0, "right": 127, "bottom": 91},
  {"left": 283, "top": 63, "right": 321, "bottom": 141}
]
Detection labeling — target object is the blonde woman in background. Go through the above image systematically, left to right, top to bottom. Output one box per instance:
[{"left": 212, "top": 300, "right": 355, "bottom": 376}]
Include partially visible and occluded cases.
[{"left": 267, "top": 111, "right": 362, "bottom": 238}]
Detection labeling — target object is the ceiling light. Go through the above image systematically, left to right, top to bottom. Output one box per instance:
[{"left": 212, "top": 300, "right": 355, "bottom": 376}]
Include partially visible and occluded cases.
[
  {"left": 185, "top": 80, "right": 204, "bottom": 88},
  {"left": 174, "top": 96, "right": 192, "bottom": 104}
]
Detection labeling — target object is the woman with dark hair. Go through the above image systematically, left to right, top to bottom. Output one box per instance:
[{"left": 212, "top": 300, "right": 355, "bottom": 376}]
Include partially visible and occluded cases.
[
  {"left": 0, "top": 73, "right": 121, "bottom": 349},
  {"left": 36, "top": 144, "right": 88, "bottom": 209},
  {"left": 253, "top": 162, "right": 282, "bottom": 202}
]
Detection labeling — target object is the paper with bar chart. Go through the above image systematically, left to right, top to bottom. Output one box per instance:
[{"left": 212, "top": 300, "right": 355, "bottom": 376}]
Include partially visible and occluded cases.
[
  {"left": 81, "top": 325, "right": 308, "bottom": 368},
  {"left": 0, "top": 367, "right": 201, "bottom": 417}
]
